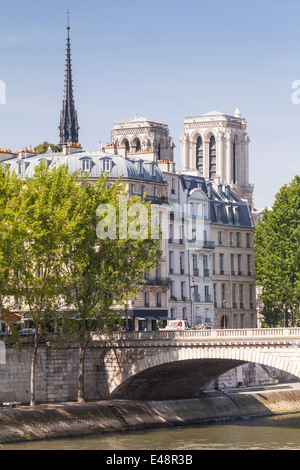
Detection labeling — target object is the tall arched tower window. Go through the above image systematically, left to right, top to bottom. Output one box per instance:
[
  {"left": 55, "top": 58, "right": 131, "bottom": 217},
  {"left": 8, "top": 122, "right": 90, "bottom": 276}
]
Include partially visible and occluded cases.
[
  {"left": 209, "top": 135, "right": 216, "bottom": 180},
  {"left": 196, "top": 136, "right": 203, "bottom": 174},
  {"left": 232, "top": 138, "right": 237, "bottom": 183},
  {"left": 124, "top": 139, "right": 130, "bottom": 153},
  {"left": 135, "top": 139, "right": 141, "bottom": 152}
]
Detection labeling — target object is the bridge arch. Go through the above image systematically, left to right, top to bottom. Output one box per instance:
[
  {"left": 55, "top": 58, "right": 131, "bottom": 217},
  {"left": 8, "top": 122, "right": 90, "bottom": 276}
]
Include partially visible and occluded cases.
[{"left": 108, "top": 342, "right": 300, "bottom": 400}]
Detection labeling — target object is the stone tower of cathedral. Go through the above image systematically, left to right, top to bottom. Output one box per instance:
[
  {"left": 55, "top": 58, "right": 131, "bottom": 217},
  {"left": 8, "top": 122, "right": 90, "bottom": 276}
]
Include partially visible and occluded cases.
[
  {"left": 59, "top": 14, "right": 79, "bottom": 146},
  {"left": 180, "top": 108, "right": 253, "bottom": 203}
]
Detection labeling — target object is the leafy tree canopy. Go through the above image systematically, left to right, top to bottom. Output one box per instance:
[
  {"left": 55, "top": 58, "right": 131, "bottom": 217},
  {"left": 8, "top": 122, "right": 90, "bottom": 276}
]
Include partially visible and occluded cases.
[{"left": 254, "top": 175, "right": 300, "bottom": 326}]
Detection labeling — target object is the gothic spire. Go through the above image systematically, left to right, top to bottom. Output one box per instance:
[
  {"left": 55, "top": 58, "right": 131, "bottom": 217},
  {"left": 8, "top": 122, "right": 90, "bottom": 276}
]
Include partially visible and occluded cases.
[{"left": 59, "top": 10, "right": 79, "bottom": 146}]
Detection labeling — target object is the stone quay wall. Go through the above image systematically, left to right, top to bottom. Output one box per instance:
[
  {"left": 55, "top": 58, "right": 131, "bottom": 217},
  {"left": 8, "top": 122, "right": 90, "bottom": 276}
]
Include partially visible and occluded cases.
[{"left": 0, "top": 339, "right": 290, "bottom": 405}]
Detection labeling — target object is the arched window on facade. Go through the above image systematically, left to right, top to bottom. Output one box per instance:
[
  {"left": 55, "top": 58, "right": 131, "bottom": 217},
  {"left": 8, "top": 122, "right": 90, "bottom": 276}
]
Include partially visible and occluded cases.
[
  {"left": 209, "top": 135, "right": 216, "bottom": 180},
  {"left": 196, "top": 136, "right": 203, "bottom": 174},
  {"left": 232, "top": 137, "right": 237, "bottom": 183},
  {"left": 124, "top": 139, "right": 130, "bottom": 154},
  {"left": 135, "top": 139, "right": 141, "bottom": 152},
  {"left": 157, "top": 143, "right": 161, "bottom": 160}
]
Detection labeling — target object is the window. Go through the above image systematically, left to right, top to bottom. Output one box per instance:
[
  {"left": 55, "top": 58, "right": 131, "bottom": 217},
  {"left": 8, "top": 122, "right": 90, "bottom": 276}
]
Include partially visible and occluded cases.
[
  {"left": 209, "top": 135, "right": 216, "bottom": 179},
  {"left": 196, "top": 136, "right": 203, "bottom": 174},
  {"left": 124, "top": 139, "right": 130, "bottom": 153},
  {"left": 135, "top": 139, "right": 141, "bottom": 152},
  {"left": 232, "top": 139, "right": 237, "bottom": 183},
  {"left": 82, "top": 158, "right": 91, "bottom": 172},
  {"left": 102, "top": 158, "right": 111, "bottom": 172},
  {"left": 138, "top": 160, "right": 143, "bottom": 174},
  {"left": 18, "top": 162, "right": 23, "bottom": 175},
  {"left": 151, "top": 163, "right": 156, "bottom": 177},
  {"left": 171, "top": 178, "right": 175, "bottom": 194},
  {"left": 218, "top": 231, "right": 223, "bottom": 245},
  {"left": 229, "top": 232, "right": 234, "bottom": 246},
  {"left": 236, "top": 232, "right": 241, "bottom": 247},
  {"left": 246, "top": 233, "right": 251, "bottom": 247},
  {"left": 169, "top": 251, "right": 174, "bottom": 274},
  {"left": 180, "top": 253, "right": 184, "bottom": 274},
  {"left": 219, "top": 253, "right": 224, "bottom": 274},
  {"left": 230, "top": 254, "right": 235, "bottom": 274},
  {"left": 238, "top": 254, "right": 242, "bottom": 275},
  {"left": 247, "top": 254, "right": 251, "bottom": 275},
  {"left": 203, "top": 255, "right": 209, "bottom": 277},
  {"left": 181, "top": 281, "right": 185, "bottom": 301},
  {"left": 213, "top": 284, "right": 217, "bottom": 307},
  {"left": 221, "top": 284, "right": 226, "bottom": 305},
  {"left": 232, "top": 284, "right": 237, "bottom": 308},
  {"left": 239, "top": 284, "right": 244, "bottom": 308},
  {"left": 249, "top": 284, "right": 254, "bottom": 309},
  {"left": 205, "top": 285, "right": 210, "bottom": 302},
  {"left": 144, "top": 292, "right": 149, "bottom": 308},
  {"left": 156, "top": 292, "right": 161, "bottom": 308},
  {"left": 233, "top": 314, "right": 238, "bottom": 329}
]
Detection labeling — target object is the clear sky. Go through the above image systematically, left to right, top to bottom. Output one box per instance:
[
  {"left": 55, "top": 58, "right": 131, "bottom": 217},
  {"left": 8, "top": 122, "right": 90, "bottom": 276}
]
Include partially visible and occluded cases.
[{"left": 0, "top": 0, "right": 300, "bottom": 209}]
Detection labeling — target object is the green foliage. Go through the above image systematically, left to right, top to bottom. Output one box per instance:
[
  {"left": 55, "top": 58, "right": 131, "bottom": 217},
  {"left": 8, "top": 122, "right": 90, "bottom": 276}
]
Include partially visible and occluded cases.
[
  {"left": 34, "top": 141, "right": 62, "bottom": 155},
  {"left": 254, "top": 175, "right": 300, "bottom": 326}
]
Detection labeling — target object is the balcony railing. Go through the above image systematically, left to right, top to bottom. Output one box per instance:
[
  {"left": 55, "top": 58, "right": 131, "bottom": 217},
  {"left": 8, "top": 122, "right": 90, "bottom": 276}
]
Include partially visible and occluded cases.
[
  {"left": 187, "top": 239, "right": 215, "bottom": 249},
  {"left": 139, "top": 277, "right": 171, "bottom": 287},
  {"left": 194, "top": 294, "right": 201, "bottom": 302}
]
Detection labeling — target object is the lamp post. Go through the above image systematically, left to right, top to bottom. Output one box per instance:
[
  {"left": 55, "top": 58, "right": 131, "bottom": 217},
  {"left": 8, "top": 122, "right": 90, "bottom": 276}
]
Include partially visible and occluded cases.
[{"left": 190, "top": 279, "right": 195, "bottom": 329}]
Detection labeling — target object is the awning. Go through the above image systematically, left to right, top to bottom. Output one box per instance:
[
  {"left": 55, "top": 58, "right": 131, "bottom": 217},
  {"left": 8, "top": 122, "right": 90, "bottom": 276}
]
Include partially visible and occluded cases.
[
  {"left": 1, "top": 309, "right": 21, "bottom": 322},
  {"left": 143, "top": 316, "right": 158, "bottom": 321},
  {"left": 135, "top": 317, "right": 146, "bottom": 321}
]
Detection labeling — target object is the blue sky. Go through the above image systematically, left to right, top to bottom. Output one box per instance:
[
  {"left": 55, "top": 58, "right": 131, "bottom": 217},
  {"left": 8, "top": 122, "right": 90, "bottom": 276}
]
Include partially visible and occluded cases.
[{"left": 0, "top": 0, "right": 300, "bottom": 208}]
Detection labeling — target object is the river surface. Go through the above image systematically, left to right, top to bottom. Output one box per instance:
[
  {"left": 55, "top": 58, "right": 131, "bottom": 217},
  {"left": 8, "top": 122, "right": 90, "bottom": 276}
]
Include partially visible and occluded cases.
[{"left": 2, "top": 412, "right": 300, "bottom": 451}]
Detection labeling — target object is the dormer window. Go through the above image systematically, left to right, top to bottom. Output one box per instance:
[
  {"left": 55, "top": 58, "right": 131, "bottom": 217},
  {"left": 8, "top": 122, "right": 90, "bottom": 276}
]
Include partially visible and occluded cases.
[
  {"left": 82, "top": 158, "right": 91, "bottom": 172},
  {"left": 102, "top": 158, "right": 112, "bottom": 172},
  {"left": 138, "top": 160, "right": 143, "bottom": 175},
  {"left": 18, "top": 162, "right": 23, "bottom": 175},
  {"left": 151, "top": 163, "right": 156, "bottom": 177},
  {"left": 234, "top": 207, "right": 240, "bottom": 224}
]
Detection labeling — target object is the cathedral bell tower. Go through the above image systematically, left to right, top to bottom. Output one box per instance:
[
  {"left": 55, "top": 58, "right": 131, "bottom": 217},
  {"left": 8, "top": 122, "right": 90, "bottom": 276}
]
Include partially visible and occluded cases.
[
  {"left": 59, "top": 11, "right": 79, "bottom": 146},
  {"left": 180, "top": 108, "right": 253, "bottom": 203}
]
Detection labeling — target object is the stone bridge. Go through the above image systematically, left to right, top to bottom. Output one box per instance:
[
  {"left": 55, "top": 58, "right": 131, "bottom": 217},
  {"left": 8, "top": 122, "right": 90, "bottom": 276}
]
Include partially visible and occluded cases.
[{"left": 94, "top": 328, "right": 300, "bottom": 400}]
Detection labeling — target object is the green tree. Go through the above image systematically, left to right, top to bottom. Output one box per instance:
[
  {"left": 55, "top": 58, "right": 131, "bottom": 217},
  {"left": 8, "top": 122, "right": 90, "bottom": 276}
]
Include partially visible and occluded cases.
[
  {"left": 34, "top": 141, "right": 62, "bottom": 155},
  {"left": 8, "top": 162, "right": 82, "bottom": 405},
  {"left": 0, "top": 166, "right": 23, "bottom": 332},
  {"left": 60, "top": 175, "right": 161, "bottom": 403},
  {"left": 254, "top": 175, "right": 300, "bottom": 327}
]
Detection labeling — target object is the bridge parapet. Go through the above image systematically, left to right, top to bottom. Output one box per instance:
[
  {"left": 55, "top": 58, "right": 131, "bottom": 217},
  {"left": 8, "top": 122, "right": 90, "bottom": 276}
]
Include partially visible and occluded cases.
[{"left": 92, "top": 327, "right": 300, "bottom": 343}]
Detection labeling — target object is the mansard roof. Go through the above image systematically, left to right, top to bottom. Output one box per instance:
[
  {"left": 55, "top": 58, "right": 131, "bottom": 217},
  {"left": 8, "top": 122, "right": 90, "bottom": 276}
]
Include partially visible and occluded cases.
[
  {"left": 2, "top": 151, "right": 166, "bottom": 184},
  {"left": 180, "top": 174, "right": 253, "bottom": 227}
]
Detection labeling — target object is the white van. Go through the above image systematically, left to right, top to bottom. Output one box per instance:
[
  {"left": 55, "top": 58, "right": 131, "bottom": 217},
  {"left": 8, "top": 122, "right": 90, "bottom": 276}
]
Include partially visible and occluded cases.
[{"left": 159, "top": 319, "right": 190, "bottom": 331}]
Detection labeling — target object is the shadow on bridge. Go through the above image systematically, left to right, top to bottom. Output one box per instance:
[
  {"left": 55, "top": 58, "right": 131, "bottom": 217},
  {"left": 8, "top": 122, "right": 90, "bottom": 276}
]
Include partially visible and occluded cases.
[{"left": 110, "top": 359, "right": 246, "bottom": 400}]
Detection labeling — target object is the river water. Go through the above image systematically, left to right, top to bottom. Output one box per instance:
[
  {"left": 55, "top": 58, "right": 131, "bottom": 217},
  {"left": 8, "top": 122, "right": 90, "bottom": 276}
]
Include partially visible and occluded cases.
[{"left": 2, "top": 412, "right": 300, "bottom": 451}]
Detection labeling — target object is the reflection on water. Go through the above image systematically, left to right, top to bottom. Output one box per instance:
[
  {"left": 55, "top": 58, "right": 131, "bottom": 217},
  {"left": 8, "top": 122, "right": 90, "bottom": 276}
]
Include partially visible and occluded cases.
[{"left": 2, "top": 413, "right": 300, "bottom": 451}]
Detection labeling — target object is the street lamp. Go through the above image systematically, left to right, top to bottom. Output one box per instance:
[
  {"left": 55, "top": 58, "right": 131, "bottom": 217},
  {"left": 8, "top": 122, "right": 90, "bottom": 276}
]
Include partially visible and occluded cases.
[{"left": 190, "top": 279, "right": 195, "bottom": 329}]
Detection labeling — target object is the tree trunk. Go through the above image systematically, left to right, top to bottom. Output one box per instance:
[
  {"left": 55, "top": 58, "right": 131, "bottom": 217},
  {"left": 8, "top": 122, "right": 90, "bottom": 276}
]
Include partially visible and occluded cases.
[
  {"left": 30, "top": 331, "right": 38, "bottom": 406},
  {"left": 77, "top": 345, "right": 86, "bottom": 403}
]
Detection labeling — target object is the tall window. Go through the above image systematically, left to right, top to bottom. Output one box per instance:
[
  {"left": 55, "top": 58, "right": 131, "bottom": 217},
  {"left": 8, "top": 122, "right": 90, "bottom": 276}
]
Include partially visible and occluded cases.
[
  {"left": 209, "top": 135, "right": 216, "bottom": 180},
  {"left": 196, "top": 136, "right": 203, "bottom": 174},
  {"left": 124, "top": 139, "right": 130, "bottom": 153},
  {"left": 135, "top": 139, "right": 141, "bottom": 152},
  {"left": 232, "top": 139, "right": 236, "bottom": 183},
  {"left": 82, "top": 158, "right": 91, "bottom": 172},
  {"left": 102, "top": 158, "right": 111, "bottom": 172}
]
